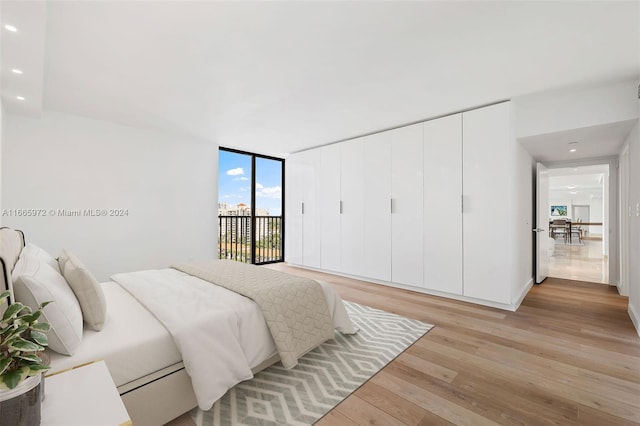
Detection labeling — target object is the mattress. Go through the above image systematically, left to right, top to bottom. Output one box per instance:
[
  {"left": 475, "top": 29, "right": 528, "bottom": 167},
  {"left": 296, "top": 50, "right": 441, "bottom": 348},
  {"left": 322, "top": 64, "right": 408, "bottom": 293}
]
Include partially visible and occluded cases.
[
  {"left": 47, "top": 272, "right": 281, "bottom": 389},
  {"left": 47, "top": 281, "right": 182, "bottom": 387}
]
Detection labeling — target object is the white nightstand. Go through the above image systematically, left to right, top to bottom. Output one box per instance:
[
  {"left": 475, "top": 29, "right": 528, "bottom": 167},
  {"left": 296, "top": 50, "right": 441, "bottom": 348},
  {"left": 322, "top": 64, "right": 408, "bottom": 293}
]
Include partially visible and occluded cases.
[{"left": 42, "top": 360, "right": 131, "bottom": 426}]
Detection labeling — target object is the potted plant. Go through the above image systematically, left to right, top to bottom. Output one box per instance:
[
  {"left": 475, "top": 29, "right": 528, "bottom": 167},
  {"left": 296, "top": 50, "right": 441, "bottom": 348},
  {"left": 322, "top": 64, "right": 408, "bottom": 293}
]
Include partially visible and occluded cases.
[{"left": 0, "top": 290, "right": 51, "bottom": 426}]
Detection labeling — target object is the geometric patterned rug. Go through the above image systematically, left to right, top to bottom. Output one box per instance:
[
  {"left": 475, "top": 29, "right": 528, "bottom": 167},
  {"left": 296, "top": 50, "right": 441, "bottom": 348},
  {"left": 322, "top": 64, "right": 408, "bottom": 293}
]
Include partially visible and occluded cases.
[{"left": 190, "top": 301, "right": 433, "bottom": 426}]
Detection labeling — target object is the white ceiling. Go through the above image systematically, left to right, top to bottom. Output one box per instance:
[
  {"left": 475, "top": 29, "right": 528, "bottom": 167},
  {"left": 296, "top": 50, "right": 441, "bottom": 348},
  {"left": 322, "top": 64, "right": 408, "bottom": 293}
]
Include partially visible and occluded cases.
[
  {"left": 1, "top": 1, "right": 639, "bottom": 157},
  {"left": 518, "top": 119, "right": 638, "bottom": 163},
  {"left": 548, "top": 165, "right": 608, "bottom": 201}
]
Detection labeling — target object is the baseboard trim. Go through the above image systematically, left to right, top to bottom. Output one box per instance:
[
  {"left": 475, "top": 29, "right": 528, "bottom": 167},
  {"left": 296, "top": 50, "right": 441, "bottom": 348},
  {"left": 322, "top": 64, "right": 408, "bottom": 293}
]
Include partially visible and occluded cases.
[
  {"left": 287, "top": 264, "right": 532, "bottom": 312},
  {"left": 512, "top": 278, "right": 534, "bottom": 310},
  {"left": 629, "top": 303, "right": 640, "bottom": 337}
]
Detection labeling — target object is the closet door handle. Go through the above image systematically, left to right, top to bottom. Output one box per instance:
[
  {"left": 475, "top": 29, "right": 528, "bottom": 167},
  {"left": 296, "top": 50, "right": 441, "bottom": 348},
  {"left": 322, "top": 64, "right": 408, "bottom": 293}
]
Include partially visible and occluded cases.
[
  {"left": 390, "top": 198, "right": 395, "bottom": 214},
  {"left": 340, "top": 201, "right": 343, "bottom": 214},
  {"left": 301, "top": 202, "right": 305, "bottom": 215}
]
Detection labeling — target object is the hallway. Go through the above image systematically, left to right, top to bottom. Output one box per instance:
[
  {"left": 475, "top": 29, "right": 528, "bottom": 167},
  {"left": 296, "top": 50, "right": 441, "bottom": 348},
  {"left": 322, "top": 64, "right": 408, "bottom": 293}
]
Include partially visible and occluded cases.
[{"left": 548, "top": 237, "right": 608, "bottom": 284}]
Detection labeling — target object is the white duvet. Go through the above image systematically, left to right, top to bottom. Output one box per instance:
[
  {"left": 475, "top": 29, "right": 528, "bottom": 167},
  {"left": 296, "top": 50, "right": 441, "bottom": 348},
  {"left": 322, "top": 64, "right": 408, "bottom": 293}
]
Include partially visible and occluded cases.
[{"left": 111, "top": 268, "right": 356, "bottom": 410}]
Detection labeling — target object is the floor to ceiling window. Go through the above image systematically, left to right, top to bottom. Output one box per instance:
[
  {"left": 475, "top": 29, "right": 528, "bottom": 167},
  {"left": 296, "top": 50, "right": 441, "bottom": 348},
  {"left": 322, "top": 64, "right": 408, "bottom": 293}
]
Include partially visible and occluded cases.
[{"left": 217, "top": 147, "right": 284, "bottom": 264}]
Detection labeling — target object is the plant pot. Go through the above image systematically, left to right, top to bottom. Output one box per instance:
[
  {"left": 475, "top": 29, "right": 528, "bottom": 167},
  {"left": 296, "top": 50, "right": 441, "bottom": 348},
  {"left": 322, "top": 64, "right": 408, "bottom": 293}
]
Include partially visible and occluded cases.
[{"left": 0, "top": 374, "right": 42, "bottom": 426}]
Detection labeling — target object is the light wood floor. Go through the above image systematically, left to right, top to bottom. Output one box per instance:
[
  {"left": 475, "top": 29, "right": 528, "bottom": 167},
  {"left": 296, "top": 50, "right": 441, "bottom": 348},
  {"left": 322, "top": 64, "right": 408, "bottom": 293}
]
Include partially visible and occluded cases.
[
  {"left": 548, "top": 237, "right": 609, "bottom": 284},
  {"left": 168, "top": 264, "right": 639, "bottom": 425},
  {"left": 264, "top": 264, "right": 640, "bottom": 426}
]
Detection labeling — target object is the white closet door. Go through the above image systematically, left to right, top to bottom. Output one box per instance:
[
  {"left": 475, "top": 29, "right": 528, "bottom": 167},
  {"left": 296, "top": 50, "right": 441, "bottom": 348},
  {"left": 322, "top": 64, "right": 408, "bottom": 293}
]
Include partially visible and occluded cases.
[
  {"left": 462, "top": 102, "right": 511, "bottom": 303},
  {"left": 423, "top": 114, "right": 463, "bottom": 294},
  {"left": 391, "top": 123, "right": 424, "bottom": 287},
  {"left": 363, "top": 133, "right": 392, "bottom": 281},
  {"left": 340, "top": 138, "right": 365, "bottom": 276},
  {"left": 319, "top": 144, "right": 341, "bottom": 271},
  {"left": 294, "top": 150, "right": 321, "bottom": 268},
  {"left": 284, "top": 154, "right": 303, "bottom": 265}
]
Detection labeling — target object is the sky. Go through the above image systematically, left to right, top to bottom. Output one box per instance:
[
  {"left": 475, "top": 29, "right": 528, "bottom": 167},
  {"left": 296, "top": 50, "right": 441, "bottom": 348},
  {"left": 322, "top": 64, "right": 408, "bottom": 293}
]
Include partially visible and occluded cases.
[{"left": 218, "top": 150, "right": 283, "bottom": 216}]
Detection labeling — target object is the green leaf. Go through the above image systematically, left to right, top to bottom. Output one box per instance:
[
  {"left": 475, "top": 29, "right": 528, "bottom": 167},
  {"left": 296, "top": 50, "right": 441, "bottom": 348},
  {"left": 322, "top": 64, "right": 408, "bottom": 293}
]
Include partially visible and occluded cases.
[
  {"left": 0, "top": 290, "right": 10, "bottom": 300},
  {"left": 38, "top": 301, "right": 52, "bottom": 310},
  {"left": 2, "top": 303, "right": 25, "bottom": 322},
  {"left": 19, "top": 311, "right": 41, "bottom": 324},
  {"left": 31, "top": 322, "right": 51, "bottom": 332},
  {"left": 0, "top": 323, "right": 17, "bottom": 336},
  {"left": 5, "top": 323, "right": 29, "bottom": 337},
  {"left": 30, "top": 330, "right": 48, "bottom": 347},
  {"left": 8, "top": 337, "right": 43, "bottom": 352},
  {"left": 15, "top": 354, "right": 41, "bottom": 363},
  {"left": 0, "top": 357, "right": 11, "bottom": 376},
  {"left": 28, "top": 365, "right": 50, "bottom": 373},
  {"left": 1, "top": 368, "right": 27, "bottom": 390}
]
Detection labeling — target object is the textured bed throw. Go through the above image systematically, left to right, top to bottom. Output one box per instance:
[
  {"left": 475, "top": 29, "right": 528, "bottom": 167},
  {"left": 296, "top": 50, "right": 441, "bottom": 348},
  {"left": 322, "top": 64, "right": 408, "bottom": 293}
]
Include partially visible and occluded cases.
[{"left": 173, "top": 260, "right": 335, "bottom": 369}]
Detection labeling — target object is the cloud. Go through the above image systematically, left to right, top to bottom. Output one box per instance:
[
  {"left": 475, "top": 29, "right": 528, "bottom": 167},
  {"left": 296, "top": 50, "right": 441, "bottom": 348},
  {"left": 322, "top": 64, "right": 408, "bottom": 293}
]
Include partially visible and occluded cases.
[
  {"left": 226, "top": 168, "right": 244, "bottom": 176},
  {"left": 233, "top": 177, "right": 249, "bottom": 181},
  {"left": 256, "top": 182, "right": 264, "bottom": 189},
  {"left": 256, "top": 185, "right": 282, "bottom": 199}
]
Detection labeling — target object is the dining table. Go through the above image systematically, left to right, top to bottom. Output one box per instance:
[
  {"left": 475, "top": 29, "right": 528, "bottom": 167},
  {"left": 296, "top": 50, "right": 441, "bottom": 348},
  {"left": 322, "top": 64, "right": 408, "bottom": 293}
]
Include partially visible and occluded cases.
[{"left": 548, "top": 220, "right": 603, "bottom": 243}]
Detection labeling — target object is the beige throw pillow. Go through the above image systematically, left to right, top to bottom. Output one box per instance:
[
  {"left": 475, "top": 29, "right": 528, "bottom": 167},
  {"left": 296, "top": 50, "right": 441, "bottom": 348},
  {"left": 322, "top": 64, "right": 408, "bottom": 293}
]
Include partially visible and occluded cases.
[
  {"left": 59, "top": 250, "right": 107, "bottom": 331},
  {"left": 13, "top": 254, "right": 83, "bottom": 356}
]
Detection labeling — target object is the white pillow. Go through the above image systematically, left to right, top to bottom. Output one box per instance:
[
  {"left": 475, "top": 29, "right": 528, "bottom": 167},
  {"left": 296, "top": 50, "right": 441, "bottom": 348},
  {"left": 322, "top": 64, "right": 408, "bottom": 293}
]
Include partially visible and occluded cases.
[
  {"left": 23, "top": 243, "right": 60, "bottom": 274},
  {"left": 59, "top": 250, "right": 107, "bottom": 331},
  {"left": 12, "top": 254, "right": 83, "bottom": 356}
]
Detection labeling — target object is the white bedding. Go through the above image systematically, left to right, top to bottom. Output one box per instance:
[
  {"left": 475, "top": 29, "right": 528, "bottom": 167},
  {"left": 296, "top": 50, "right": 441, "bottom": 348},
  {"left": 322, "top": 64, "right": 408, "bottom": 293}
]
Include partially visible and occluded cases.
[
  {"left": 111, "top": 268, "right": 356, "bottom": 410},
  {"left": 47, "top": 281, "right": 182, "bottom": 387}
]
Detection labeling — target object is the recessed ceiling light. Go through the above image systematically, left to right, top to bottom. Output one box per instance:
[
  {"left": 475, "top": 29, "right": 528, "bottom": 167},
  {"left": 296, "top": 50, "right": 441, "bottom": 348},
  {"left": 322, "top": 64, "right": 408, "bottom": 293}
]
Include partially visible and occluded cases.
[
  {"left": 4, "top": 25, "right": 17, "bottom": 32},
  {"left": 11, "top": 69, "right": 23, "bottom": 74},
  {"left": 16, "top": 96, "right": 25, "bottom": 101},
  {"left": 569, "top": 148, "right": 577, "bottom": 153},
  {"left": 567, "top": 185, "right": 576, "bottom": 189},
  {"left": 570, "top": 191, "right": 577, "bottom": 195}
]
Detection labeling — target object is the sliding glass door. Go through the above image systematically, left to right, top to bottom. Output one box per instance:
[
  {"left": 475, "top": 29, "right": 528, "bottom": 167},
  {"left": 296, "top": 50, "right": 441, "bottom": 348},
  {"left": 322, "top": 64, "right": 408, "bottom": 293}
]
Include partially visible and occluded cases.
[{"left": 217, "top": 148, "right": 284, "bottom": 264}]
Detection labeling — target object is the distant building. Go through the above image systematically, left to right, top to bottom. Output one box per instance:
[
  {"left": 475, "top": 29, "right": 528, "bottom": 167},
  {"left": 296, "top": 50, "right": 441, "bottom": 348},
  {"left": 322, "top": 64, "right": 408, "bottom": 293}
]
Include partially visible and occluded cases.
[{"left": 218, "top": 203, "right": 270, "bottom": 241}]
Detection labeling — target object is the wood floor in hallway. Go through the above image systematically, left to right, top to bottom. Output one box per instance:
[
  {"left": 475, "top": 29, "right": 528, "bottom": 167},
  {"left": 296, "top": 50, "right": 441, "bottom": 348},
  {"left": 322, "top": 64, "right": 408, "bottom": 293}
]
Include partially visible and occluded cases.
[{"left": 265, "top": 264, "right": 640, "bottom": 426}]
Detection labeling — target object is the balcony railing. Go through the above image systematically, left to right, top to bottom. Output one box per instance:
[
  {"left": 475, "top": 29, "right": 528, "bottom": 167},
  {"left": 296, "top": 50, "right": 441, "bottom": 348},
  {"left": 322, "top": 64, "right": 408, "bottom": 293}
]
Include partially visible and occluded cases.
[{"left": 218, "top": 215, "right": 283, "bottom": 264}]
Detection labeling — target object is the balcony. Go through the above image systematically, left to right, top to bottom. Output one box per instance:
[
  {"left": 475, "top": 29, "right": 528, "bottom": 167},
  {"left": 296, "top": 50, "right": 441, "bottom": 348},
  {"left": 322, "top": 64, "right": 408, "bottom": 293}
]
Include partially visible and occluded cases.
[{"left": 218, "top": 215, "right": 283, "bottom": 264}]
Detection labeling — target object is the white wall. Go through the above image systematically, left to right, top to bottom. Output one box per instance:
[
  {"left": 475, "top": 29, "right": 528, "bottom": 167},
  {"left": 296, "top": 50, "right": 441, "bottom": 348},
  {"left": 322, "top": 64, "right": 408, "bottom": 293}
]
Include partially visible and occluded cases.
[
  {"left": 513, "top": 79, "right": 638, "bottom": 138},
  {"left": 1, "top": 111, "right": 218, "bottom": 281},
  {"left": 624, "top": 119, "right": 640, "bottom": 335},
  {"left": 511, "top": 140, "right": 534, "bottom": 302}
]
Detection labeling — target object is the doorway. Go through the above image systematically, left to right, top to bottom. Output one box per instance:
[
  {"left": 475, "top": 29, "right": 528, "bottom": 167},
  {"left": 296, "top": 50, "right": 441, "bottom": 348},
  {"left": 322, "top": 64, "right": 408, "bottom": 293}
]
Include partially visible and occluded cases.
[
  {"left": 546, "top": 165, "right": 609, "bottom": 284},
  {"left": 572, "top": 205, "right": 590, "bottom": 223}
]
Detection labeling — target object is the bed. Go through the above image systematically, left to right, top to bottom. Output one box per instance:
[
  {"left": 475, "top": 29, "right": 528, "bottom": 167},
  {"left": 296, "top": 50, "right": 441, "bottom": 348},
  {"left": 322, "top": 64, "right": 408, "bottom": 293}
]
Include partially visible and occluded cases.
[{"left": 0, "top": 227, "right": 357, "bottom": 425}]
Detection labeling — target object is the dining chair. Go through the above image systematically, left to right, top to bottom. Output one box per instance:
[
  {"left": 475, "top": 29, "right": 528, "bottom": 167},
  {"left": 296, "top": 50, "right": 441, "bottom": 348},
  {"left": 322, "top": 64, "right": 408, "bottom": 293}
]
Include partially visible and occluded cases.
[
  {"left": 570, "top": 218, "right": 583, "bottom": 244},
  {"left": 551, "top": 219, "right": 568, "bottom": 243}
]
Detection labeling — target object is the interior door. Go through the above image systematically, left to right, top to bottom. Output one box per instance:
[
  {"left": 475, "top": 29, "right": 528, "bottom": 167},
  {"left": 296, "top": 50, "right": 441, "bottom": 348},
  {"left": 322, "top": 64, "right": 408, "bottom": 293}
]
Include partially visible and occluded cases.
[
  {"left": 535, "top": 162, "right": 550, "bottom": 283},
  {"left": 573, "top": 205, "right": 590, "bottom": 222}
]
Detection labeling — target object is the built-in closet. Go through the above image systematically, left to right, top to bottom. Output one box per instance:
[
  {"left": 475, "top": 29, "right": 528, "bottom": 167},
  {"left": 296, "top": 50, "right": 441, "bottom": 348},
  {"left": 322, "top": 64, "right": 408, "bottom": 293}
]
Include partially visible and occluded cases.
[{"left": 285, "top": 101, "right": 529, "bottom": 308}]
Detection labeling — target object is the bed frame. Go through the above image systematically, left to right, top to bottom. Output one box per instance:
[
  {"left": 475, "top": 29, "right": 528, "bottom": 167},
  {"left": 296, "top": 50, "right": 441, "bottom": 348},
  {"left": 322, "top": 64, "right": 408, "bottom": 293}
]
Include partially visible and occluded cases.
[{"left": 0, "top": 227, "right": 280, "bottom": 425}]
